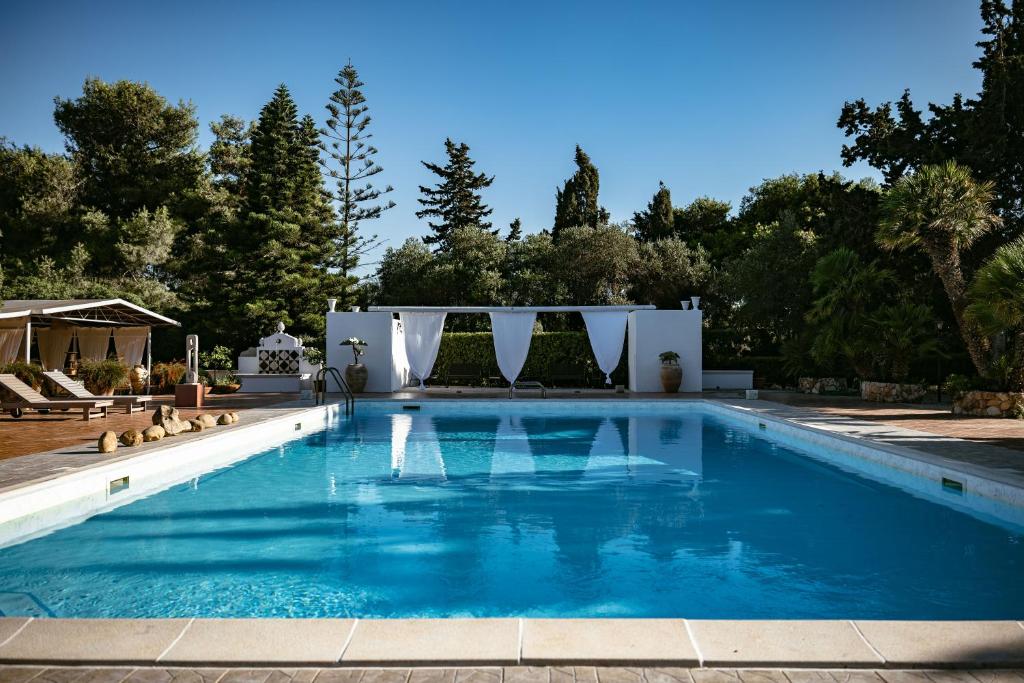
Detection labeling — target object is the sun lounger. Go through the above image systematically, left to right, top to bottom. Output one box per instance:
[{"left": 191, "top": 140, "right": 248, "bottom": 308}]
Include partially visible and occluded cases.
[
  {"left": 43, "top": 370, "right": 152, "bottom": 414},
  {"left": 0, "top": 373, "right": 112, "bottom": 421}
]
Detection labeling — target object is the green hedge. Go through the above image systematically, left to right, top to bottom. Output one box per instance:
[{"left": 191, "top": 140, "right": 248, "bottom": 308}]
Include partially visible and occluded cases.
[{"left": 432, "top": 331, "right": 629, "bottom": 387}]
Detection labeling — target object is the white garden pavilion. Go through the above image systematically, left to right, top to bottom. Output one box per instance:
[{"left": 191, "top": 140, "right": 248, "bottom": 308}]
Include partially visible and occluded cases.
[{"left": 0, "top": 299, "right": 180, "bottom": 386}]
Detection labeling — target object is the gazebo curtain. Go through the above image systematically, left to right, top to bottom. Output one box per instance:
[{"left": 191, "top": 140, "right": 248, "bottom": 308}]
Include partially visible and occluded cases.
[
  {"left": 581, "top": 311, "right": 629, "bottom": 384},
  {"left": 400, "top": 312, "right": 447, "bottom": 389},
  {"left": 489, "top": 312, "right": 536, "bottom": 385},
  {"left": 36, "top": 327, "right": 74, "bottom": 371},
  {"left": 76, "top": 327, "right": 111, "bottom": 362},
  {"left": 113, "top": 327, "right": 149, "bottom": 367},
  {"left": 0, "top": 328, "right": 25, "bottom": 364}
]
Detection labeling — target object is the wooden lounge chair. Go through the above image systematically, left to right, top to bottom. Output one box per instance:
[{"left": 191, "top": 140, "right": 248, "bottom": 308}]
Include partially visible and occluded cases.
[
  {"left": 446, "top": 363, "right": 481, "bottom": 387},
  {"left": 43, "top": 370, "right": 152, "bottom": 414},
  {"left": 0, "top": 374, "right": 112, "bottom": 421}
]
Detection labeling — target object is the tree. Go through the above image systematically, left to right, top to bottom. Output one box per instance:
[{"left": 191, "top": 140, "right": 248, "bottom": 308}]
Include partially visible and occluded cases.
[
  {"left": 838, "top": 0, "right": 1024, "bottom": 241},
  {"left": 321, "top": 63, "right": 394, "bottom": 304},
  {"left": 53, "top": 78, "right": 204, "bottom": 220},
  {"left": 246, "top": 84, "right": 301, "bottom": 213},
  {"left": 208, "top": 115, "right": 251, "bottom": 200},
  {"left": 416, "top": 138, "right": 494, "bottom": 251},
  {"left": 552, "top": 145, "right": 608, "bottom": 239},
  {"left": 879, "top": 161, "right": 1003, "bottom": 374},
  {"left": 633, "top": 182, "right": 674, "bottom": 242},
  {"left": 673, "top": 196, "right": 733, "bottom": 256},
  {"left": 506, "top": 217, "right": 523, "bottom": 242},
  {"left": 552, "top": 224, "right": 638, "bottom": 304},
  {"left": 966, "top": 237, "right": 1024, "bottom": 388},
  {"left": 630, "top": 238, "right": 712, "bottom": 309}
]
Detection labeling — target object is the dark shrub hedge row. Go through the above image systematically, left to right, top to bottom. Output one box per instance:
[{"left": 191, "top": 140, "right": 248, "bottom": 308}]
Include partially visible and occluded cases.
[{"left": 432, "top": 331, "right": 629, "bottom": 387}]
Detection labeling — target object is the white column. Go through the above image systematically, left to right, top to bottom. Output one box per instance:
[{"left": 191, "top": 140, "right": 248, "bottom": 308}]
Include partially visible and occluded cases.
[{"left": 23, "top": 320, "right": 31, "bottom": 363}]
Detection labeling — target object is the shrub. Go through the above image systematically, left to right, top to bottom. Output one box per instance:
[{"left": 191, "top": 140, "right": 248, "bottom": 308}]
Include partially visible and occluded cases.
[
  {"left": 432, "top": 331, "right": 624, "bottom": 386},
  {"left": 199, "top": 345, "right": 234, "bottom": 371},
  {"left": 77, "top": 359, "right": 129, "bottom": 395},
  {"left": 0, "top": 361, "right": 45, "bottom": 391},
  {"left": 152, "top": 361, "right": 186, "bottom": 393}
]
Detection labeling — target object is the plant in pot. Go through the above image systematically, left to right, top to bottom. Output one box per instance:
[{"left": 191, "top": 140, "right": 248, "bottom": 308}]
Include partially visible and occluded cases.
[
  {"left": 340, "top": 337, "right": 368, "bottom": 393},
  {"left": 304, "top": 347, "right": 326, "bottom": 393},
  {"left": 659, "top": 351, "right": 682, "bottom": 393},
  {"left": 77, "top": 359, "right": 130, "bottom": 396},
  {"left": 0, "top": 361, "right": 45, "bottom": 391},
  {"left": 210, "top": 372, "right": 241, "bottom": 394}
]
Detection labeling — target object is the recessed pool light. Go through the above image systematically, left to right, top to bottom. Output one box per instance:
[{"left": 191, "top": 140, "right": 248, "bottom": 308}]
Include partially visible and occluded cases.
[
  {"left": 403, "top": 405, "right": 421, "bottom": 411},
  {"left": 294, "top": 422, "right": 302, "bottom": 431},
  {"left": 109, "top": 476, "right": 129, "bottom": 494},
  {"left": 942, "top": 478, "right": 964, "bottom": 494}
]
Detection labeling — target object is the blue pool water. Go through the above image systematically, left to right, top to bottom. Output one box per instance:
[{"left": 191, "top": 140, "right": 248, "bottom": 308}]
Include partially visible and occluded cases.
[{"left": 0, "top": 401, "right": 1021, "bottom": 619}]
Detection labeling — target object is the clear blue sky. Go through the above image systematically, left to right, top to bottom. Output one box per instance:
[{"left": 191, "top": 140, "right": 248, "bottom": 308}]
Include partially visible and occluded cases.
[{"left": 1, "top": 0, "right": 984, "bottom": 263}]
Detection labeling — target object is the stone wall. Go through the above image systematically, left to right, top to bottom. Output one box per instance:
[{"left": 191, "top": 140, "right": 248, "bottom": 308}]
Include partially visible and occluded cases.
[
  {"left": 798, "top": 377, "right": 848, "bottom": 394},
  {"left": 860, "top": 381, "right": 926, "bottom": 403},
  {"left": 952, "top": 390, "right": 1024, "bottom": 418}
]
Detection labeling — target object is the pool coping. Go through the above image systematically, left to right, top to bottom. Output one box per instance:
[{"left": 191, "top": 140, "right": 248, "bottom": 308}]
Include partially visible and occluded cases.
[
  {"left": 2, "top": 397, "right": 1024, "bottom": 668},
  {"left": 0, "top": 617, "right": 1023, "bottom": 668}
]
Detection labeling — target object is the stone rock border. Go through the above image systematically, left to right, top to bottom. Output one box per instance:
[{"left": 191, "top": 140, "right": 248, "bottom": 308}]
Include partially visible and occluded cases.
[
  {"left": 860, "top": 381, "right": 926, "bottom": 403},
  {"left": 953, "top": 390, "right": 1024, "bottom": 418}
]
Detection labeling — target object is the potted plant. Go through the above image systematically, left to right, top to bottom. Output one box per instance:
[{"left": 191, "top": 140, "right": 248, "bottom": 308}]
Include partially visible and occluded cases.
[
  {"left": 340, "top": 337, "right": 368, "bottom": 393},
  {"left": 659, "top": 351, "right": 682, "bottom": 393},
  {"left": 77, "top": 359, "right": 130, "bottom": 396},
  {"left": 0, "top": 361, "right": 45, "bottom": 392}
]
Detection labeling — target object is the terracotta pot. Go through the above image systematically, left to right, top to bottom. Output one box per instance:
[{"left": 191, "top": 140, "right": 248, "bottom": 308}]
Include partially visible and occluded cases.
[
  {"left": 346, "top": 363, "right": 368, "bottom": 393},
  {"left": 660, "top": 363, "right": 682, "bottom": 393},
  {"left": 129, "top": 365, "right": 148, "bottom": 394}
]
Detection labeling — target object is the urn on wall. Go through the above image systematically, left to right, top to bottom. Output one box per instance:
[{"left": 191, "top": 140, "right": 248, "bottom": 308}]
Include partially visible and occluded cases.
[
  {"left": 340, "top": 337, "right": 369, "bottom": 393},
  {"left": 659, "top": 351, "right": 682, "bottom": 393}
]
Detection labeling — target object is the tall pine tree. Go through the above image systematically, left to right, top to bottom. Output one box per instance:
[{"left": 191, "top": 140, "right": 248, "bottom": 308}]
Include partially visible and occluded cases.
[
  {"left": 321, "top": 62, "right": 394, "bottom": 305},
  {"left": 223, "top": 84, "right": 340, "bottom": 348},
  {"left": 416, "top": 138, "right": 494, "bottom": 251},
  {"left": 552, "top": 145, "right": 608, "bottom": 240},
  {"left": 633, "top": 181, "right": 674, "bottom": 242},
  {"left": 506, "top": 217, "right": 523, "bottom": 241}
]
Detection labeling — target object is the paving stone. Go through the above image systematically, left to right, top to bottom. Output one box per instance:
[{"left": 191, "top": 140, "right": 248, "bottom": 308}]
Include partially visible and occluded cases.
[
  {"left": 0, "top": 620, "right": 190, "bottom": 665},
  {"left": 159, "top": 620, "right": 353, "bottom": 666},
  {"left": 522, "top": 620, "right": 696, "bottom": 665},
  {"left": 342, "top": 621, "right": 517, "bottom": 665},
  {"left": 688, "top": 621, "right": 882, "bottom": 668},
  {"left": 854, "top": 621, "right": 1024, "bottom": 668},
  {"left": 0, "top": 667, "right": 45, "bottom": 683},
  {"left": 504, "top": 668, "right": 550, "bottom": 683},
  {"left": 549, "top": 668, "right": 575, "bottom": 683},
  {"left": 74, "top": 669, "right": 135, "bottom": 683},
  {"left": 642, "top": 669, "right": 693, "bottom": 683},
  {"left": 124, "top": 670, "right": 174, "bottom": 683},
  {"left": 453, "top": 670, "right": 500, "bottom": 683},
  {"left": 573, "top": 670, "right": 598, "bottom": 683},
  {"left": 595, "top": 670, "right": 643, "bottom": 683},
  {"left": 29, "top": 671, "right": 91, "bottom": 683},
  {"left": 167, "top": 671, "right": 227, "bottom": 683},
  {"left": 218, "top": 671, "right": 274, "bottom": 683},
  {"left": 313, "top": 671, "right": 366, "bottom": 683},
  {"left": 360, "top": 671, "right": 410, "bottom": 683},
  {"left": 690, "top": 671, "right": 742, "bottom": 683},
  {"left": 407, "top": 672, "right": 456, "bottom": 683},
  {"left": 781, "top": 672, "right": 832, "bottom": 683},
  {"left": 736, "top": 673, "right": 788, "bottom": 683},
  {"left": 826, "top": 673, "right": 882, "bottom": 683},
  {"left": 873, "top": 673, "right": 931, "bottom": 683},
  {"left": 967, "top": 673, "right": 1024, "bottom": 683}
]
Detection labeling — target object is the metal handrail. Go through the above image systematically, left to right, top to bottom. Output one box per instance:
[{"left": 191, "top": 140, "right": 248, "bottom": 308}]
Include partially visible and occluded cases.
[
  {"left": 316, "top": 366, "right": 354, "bottom": 415},
  {"left": 509, "top": 380, "right": 547, "bottom": 399}
]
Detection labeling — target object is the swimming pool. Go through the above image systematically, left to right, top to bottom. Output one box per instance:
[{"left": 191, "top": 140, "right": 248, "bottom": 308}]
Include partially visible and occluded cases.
[{"left": 0, "top": 400, "right": 1021, "bottom": 619}]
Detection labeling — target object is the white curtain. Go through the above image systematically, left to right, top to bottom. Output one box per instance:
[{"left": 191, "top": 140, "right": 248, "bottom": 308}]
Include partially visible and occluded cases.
[
  {"left": 489, "top": 311, "right": 536, "bottom": 385},
  {"left": 582, "top": 311, "right": 628, "bottom": 384},
  {"left": 400, "top": 312, "right": 447, "bottom": 389},
  {"left": 36, "top": 327, "right": 73, "bottom": 371},
  {"left": 76, "top": 327, "right": 111, "bottom": 362},
  {"left": 113, "top": 327, "right": 149, "bottom": 367},
  {"left": 0, "top": 328, "right": 25, "bottom": 364}
]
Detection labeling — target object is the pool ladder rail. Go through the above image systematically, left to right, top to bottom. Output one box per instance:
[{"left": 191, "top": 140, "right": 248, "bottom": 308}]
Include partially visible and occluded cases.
[
  {"left": 315, "top": 366, "right": 355, "bottom": 416},
  {"left": 510, "top": 380, "right": 547, "bottom": 399}
]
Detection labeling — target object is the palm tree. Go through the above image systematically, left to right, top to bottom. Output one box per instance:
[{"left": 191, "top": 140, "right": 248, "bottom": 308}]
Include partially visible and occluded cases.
[
  {"left": 879, "top": 161, "right": 1002, "bottom": 374},
  {"left": 966, "top": 237, "right": 1024, "bottom": 390}
]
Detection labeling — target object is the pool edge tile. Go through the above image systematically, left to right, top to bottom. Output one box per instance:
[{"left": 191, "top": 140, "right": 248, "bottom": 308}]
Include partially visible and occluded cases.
[
  {"left": 0, "top": 618, "right": 190, "bottom": 664},
  {"left": 157, "top": 618, "right": 356, "bottom": 666},
  {"left": 340, "top": 618, "right": 519, "bottom": 666},
  {"left": 521, "top": 619, "right": 698, "bottom": 666},
  {"left": 688, "top": 620, "right": 885, "bottom": 668},
  {"left": 853, "top": 620, "right": 1024, "bottom": 668}
]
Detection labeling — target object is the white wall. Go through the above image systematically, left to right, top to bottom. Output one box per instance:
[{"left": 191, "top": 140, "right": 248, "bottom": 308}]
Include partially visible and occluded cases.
[
  {"left": 627, "top": 310, "right": 703, "bottom": 392},
  {"left": 326, "top": 312, "right": 409, "bottom": 392}
]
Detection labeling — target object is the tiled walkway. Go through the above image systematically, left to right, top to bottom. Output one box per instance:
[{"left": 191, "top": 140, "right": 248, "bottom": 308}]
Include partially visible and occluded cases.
[
  {"left": 0, "top": 394, "right": 298, "bottom": 461},
  {"left": 0, "top": 667, "right": 1016, "bottom": 683}
]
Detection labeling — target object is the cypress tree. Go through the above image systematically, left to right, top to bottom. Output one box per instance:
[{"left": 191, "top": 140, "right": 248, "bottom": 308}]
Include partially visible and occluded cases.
[
  {"left": 321, "top": 62, "right": 394, "bottom": 304},
  {"left": 416, "top": 138, "right": 495, "bottom": 251},
  {"left": 552, "top": 145, "right": 608, "bottom": 240},
  {"left": 633, "top": 181, "right": 674, "bottom": 242}
]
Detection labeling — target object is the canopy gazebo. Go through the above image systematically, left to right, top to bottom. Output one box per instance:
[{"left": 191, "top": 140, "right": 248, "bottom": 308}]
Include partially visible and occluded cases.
[{"left": 0, "top": 299, "right": 180, "bottom": 388}]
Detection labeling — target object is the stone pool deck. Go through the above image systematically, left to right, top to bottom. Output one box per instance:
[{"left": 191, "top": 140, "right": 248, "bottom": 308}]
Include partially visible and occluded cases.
[
  {"left": 0, "top": 618, "right": 1023, "bottom": 668},
  {"left": 0, "top": 668, "right": 1020, "bottom": 683}
]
